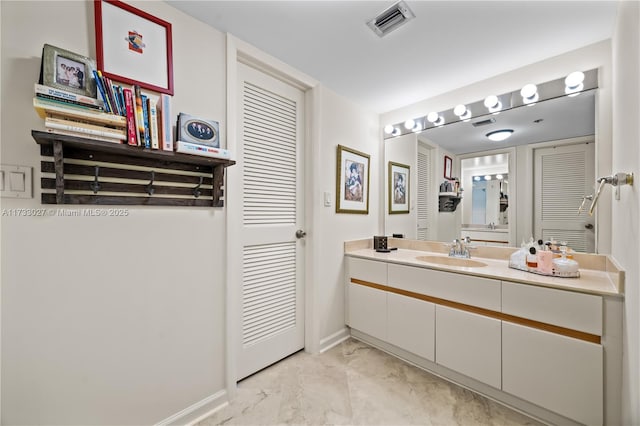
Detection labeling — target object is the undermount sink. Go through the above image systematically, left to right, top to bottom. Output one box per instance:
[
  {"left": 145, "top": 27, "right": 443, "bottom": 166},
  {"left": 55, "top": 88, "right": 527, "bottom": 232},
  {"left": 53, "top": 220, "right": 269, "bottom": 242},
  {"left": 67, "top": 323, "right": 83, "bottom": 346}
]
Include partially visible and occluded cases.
[{"left": 416, "top": 255, "right": 488, "bottom": 268}]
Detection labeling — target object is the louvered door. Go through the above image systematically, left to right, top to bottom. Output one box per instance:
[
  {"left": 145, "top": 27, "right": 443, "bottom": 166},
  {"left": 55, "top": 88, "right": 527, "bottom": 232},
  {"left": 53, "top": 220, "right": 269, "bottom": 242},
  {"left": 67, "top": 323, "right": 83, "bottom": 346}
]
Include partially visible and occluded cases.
[
  {"left": 236, "top": 62, "right": 305, "bottom": 380},
  {"left": 534, "top": 143, "right": 595, "bottom": 252},
  {"left": 417, "top": 144, "right": 432, "bottom": 240}
]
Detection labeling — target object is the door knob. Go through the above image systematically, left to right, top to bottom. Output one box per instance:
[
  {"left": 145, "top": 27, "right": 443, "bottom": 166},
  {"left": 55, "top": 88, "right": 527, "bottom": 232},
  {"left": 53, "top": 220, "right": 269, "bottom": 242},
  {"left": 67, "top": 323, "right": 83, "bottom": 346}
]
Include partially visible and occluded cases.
[
  {"left": 585, "top": 223, "right": 594, "bottom": 230},
  {"left": 295, "top": 229, "right": 307, "bottom": 239}
]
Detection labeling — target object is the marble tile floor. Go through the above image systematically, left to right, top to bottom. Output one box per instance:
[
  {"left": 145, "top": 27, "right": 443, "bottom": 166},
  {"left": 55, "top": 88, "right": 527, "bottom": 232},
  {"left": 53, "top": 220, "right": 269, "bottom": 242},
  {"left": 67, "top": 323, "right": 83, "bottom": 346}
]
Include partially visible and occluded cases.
[{"left": 197, "top": 338, "right": 544, "bottom": 426}]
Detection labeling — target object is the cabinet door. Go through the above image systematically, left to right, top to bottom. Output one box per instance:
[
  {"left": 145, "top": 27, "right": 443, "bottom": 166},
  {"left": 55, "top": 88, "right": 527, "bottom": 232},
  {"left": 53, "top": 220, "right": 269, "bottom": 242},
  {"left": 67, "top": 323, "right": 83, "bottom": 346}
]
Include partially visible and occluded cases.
[
  {"left": 347, "top": 283, "right": 386, "bottom": 341},
  {"left": 387, "top": 292, "right": 435, "bottom": 361},
  {"left": 435, "top": 306, "right": 501, "bottom": 388},
  {"left": 503, "top": 322, "right": 603, "bottom": 426}
]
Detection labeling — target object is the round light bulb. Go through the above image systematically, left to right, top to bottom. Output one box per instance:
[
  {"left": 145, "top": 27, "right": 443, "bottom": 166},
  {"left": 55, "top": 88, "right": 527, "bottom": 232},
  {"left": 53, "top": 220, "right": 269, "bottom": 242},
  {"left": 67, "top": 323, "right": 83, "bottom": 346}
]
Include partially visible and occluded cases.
[
  {"left": 565, "top": 71, "right": 585, "bottom": 89},
  {"left": 521, "top": 84, "right": 538, "bottom": 104},
  {"left": 484, "top": 95, "right": 499, "bottom": 109},
  {"left": 453, "top": 104, "right": 467, "bottom": 117},
  {"left": 427, "top": 112, "right": 439, "bottom": 123},
  {"left": 404, "top": 119, "right": 415, "bottom": 130},
  {"left": 384, "top": 124, "right": 394, "bottom": 134},
  {"left": 391, "top": 127, "right": 401, "bottom": 136},
  {"left": 496, "top": 174, "right": 503, "bottom": 180},
  {"left": 484, "top": 175, "right": 492, "bottom": 181},
  {"left": 473, "top": 176, "right": 481, "bottom": 181}
]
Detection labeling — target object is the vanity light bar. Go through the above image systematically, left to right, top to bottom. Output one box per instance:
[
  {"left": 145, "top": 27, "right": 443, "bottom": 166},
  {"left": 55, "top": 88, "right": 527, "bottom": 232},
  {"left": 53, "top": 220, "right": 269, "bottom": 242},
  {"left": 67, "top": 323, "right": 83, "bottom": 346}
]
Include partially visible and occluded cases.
[{"left": 383, "top": 68, "right": 598, "bottom": 139}]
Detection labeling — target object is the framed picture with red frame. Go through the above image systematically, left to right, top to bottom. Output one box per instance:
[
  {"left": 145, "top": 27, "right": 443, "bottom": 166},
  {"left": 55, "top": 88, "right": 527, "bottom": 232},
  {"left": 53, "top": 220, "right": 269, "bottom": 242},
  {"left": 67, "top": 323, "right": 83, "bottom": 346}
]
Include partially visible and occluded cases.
[
  {"left": 94, "top": 0, "right": 174, "bottom": 95},
  {"left": 444, "top": 155, "right": 453, "bottom": 179}
]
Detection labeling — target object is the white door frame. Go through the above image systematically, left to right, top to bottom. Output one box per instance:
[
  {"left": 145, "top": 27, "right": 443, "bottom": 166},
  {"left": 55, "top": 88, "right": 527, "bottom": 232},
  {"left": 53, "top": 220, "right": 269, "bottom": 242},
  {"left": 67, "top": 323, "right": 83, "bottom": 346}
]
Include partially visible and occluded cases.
[{"left": 225, "top": 34, "right": 320, "bottom": 397}]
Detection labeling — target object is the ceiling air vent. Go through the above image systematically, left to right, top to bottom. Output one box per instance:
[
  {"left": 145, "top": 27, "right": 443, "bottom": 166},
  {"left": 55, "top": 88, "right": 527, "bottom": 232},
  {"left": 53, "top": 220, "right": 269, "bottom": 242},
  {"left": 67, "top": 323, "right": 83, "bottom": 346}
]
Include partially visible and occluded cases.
[
  {"left": 367, "top": 1, "right": 416, "bottom": 38},
  {"left": 472, "top": 118, "right": 496, "bottom": 127}
]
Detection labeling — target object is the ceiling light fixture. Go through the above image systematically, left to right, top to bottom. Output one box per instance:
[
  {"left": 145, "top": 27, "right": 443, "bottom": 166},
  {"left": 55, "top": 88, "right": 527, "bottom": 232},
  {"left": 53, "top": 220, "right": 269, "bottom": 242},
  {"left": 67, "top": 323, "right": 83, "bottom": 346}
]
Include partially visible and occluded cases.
[
  {"left": 565, "top": 71, "right": 585, "bottom": 96},
  {"left": 521, "top": 84, "right": 538, "bottom": 105},
  {"left": 484, "top": 95, "right": 502, "bottom": 114},
  {"left": 453, "top": 104, "right": 472, "bottom": 121},
  {"left": 427, "top": 112, "right": 444, "bottom": 126},
  {"left": 384, "top": 124, "right": 395, "bottom": 134},
  {"left": 486, "top": 129, "right": 514, "bottom": 142}
]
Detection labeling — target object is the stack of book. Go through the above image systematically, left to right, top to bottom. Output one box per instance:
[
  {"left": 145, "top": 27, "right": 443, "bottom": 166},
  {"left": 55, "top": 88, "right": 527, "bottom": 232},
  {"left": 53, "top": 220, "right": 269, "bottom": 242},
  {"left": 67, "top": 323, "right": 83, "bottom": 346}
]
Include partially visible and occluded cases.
[
  {"left": 93, "top": 70, "right": 173, "bottom": 151},
  {"left": 34, "top": 74, "right": 174, "bottom": 151},
  {"left": 34, "top": 83, "right": 127, "bottom": 143}
]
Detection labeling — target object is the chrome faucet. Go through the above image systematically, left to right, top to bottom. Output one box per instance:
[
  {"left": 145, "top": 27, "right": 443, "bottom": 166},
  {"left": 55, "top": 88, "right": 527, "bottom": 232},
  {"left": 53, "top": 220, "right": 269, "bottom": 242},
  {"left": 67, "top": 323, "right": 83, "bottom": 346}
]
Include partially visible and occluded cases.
[{"left": 449, "top": 237, "right": 474, "bottom": 258}]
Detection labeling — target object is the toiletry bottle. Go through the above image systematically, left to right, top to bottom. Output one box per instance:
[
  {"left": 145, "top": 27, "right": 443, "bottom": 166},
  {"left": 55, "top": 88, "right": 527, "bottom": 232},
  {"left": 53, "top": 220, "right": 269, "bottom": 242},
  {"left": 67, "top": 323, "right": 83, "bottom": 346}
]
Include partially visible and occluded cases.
[
  {"left": 527, "top": 247, "right": 538, "bottom": 268},
  {"left": 537, "top": 249, "right": 553, "bottom": 274}
]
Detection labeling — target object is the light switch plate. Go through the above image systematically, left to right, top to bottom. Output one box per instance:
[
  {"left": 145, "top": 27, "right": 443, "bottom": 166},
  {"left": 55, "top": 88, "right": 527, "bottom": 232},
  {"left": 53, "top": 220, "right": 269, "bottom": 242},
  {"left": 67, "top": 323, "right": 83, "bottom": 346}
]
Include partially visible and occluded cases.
[
  {"left": 1, "top": 164, "right": 33, "bottom": 198},
  {"left": 324, "top": 191, "right": 332, "bottom": 207}
]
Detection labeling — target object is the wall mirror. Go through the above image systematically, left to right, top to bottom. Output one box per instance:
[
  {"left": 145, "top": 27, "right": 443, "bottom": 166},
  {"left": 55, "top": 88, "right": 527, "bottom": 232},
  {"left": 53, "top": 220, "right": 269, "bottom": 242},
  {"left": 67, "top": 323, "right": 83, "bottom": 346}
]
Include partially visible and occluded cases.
[{"left": 384, "top": 71, "right": 598, "bottom": 252}]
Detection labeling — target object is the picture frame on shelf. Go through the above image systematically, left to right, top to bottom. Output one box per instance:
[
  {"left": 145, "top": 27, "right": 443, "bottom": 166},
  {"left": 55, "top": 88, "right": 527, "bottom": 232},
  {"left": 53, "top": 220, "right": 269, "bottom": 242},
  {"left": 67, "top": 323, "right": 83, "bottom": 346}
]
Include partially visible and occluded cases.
[
  {"left": 95, "top": 0, "right": 174, "bottom": 95},
  {"left": 39, "top": 44, "right": 98, "bottom": 98},
  {"left": 177, "top": 113, "right": 220, "bottom": 147},
  {"left": 336, "top": 145, "right": 370, "bottom": 214},
  {"left": 444, "top": 155, "right": 453, "bottom": 179},
  {"left": 388, "top": 161, "right": 410, "bottom": 214}
]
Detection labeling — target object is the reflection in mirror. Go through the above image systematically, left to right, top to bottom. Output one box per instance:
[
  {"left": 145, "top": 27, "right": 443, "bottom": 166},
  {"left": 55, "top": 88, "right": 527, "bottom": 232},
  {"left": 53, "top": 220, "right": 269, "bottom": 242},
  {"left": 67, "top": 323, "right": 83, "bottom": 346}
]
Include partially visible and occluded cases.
[
  {"left": 385, "top": 74, "right": 597, "bottom": 251},
  {"left": 470, "top": 173, "right": 508, "bottom": 226}
]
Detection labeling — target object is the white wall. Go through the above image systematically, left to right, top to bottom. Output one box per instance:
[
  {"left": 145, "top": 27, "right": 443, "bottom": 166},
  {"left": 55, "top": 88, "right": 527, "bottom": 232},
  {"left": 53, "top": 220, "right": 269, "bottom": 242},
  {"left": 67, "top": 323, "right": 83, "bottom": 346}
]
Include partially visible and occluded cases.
[
  {"left": 1, "top": 1, "right": 228, "bottom": 424},
  {"left": 612, "top": 2, "right": 640, "bottom": 424},
  {"left": 313, "top": 85, "right": 381, "bottom": 347}
]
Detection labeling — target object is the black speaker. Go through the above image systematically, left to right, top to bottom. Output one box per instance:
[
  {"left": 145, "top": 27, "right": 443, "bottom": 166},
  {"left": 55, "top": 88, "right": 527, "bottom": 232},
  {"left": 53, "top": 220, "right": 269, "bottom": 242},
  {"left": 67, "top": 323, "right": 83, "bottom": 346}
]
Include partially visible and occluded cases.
[{"left": 373, "top": 236, "right": 388, "bottom": 251}]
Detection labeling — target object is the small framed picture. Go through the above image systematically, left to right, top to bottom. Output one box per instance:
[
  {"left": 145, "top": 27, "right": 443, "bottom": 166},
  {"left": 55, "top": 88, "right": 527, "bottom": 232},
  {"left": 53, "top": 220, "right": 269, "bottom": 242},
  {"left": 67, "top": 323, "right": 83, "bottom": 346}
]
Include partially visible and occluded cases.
[
  {"left": 39, "top": 44, "right": 97, "bottom": 98},
  {"left": 177, "top": 113, "right": 219, "bottom": 147},
  {"left": 336, "top": 145, "right": 370, "bottom": 214},
  {"left": 444, "top": 155, "right": 453, "bottom": 179},
  {"left": 389, "top": 161, "right": 410, "bottom": 214}
]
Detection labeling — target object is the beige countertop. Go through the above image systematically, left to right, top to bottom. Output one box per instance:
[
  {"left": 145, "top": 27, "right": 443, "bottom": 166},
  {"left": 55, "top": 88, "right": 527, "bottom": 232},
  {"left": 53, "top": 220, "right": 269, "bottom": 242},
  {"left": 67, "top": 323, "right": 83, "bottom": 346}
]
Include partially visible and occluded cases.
[{"left": 345, "top": 239, "right": 624, "bottom": 297}]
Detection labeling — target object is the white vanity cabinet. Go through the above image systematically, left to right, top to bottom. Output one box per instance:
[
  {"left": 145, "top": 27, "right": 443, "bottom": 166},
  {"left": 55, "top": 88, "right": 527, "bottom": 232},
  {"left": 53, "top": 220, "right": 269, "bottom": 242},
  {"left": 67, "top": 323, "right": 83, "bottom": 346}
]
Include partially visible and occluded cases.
[
  {"left": 345, "top": 254, "right": 612, "bottom": 426},
  {"left": 346, "top": 258, "right": 387, "bottom": 341},
  {"left": 501, "top": 282, "right": 604, "bottom": 426},
  {"left": 387, "top": 292, "right": 435, "bottom": 361},
  {"left": 435, "top": 305, "right": 501, "bottom": 388},
  {"left": 502, "top": 322, "right": 603, "bottom": 426}
]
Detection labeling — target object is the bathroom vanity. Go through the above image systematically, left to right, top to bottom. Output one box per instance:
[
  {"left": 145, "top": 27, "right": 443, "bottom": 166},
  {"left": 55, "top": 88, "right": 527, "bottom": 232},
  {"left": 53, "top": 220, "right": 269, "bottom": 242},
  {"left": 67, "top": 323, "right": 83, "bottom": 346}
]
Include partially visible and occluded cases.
[{"left": 344, "top": 238, "right": 624, "bottom": 426}]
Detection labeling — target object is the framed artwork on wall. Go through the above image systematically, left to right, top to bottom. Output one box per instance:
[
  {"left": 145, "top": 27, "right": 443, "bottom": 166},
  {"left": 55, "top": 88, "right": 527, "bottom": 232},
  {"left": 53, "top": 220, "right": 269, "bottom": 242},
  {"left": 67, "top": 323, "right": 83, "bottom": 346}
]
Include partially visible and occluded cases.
[
  {"left": 95, "top": 0, "right": 174, "bottom": 95},
  {"left": 336, "top": 145, "right": 370, "bottom": 214},
  {"left": 444, "top": 155, "right": 453, "bottom": 179},
  {"left": 388, "top": 161, "right": 410, "bottom": 214}
]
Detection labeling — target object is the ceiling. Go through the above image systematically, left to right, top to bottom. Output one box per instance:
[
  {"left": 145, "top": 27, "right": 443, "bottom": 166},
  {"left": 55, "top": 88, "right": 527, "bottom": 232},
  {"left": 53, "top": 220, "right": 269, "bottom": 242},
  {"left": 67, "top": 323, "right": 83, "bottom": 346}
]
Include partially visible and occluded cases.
[{"left": 166, "top": 1, "right": 618, "bottom": 114}]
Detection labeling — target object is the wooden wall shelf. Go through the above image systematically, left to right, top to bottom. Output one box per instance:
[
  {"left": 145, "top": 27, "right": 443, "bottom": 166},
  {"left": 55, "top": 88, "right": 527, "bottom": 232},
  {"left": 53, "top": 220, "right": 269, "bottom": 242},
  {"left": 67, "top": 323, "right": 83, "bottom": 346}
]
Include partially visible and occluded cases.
[
  {"left": 32, "top": 130, "right": 235, "bottom": 207},
  {"left": 438, "top": 193, "right": 462, "bottom": 212}
]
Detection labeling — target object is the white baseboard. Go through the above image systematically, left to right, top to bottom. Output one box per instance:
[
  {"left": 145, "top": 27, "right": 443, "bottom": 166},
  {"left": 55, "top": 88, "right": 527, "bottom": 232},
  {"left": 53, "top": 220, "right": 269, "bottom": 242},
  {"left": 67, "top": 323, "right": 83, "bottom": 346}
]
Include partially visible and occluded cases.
[
  {"left": 319, "top": 327, "right": 350, "bottom": 353},
  {"left": 155, "top": 389, "right": 229, "bottom": 426}
]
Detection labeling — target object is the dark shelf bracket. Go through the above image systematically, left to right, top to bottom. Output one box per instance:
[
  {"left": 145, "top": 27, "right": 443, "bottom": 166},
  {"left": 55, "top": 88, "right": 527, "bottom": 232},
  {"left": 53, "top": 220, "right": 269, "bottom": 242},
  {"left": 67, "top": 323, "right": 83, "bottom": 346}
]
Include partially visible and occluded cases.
[
  {"left": 89, "top": 166, "right": 101, "bottom": 194},
  {"left": 146, "top": 170, "right": 155, "bottom": 196}
]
